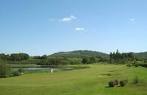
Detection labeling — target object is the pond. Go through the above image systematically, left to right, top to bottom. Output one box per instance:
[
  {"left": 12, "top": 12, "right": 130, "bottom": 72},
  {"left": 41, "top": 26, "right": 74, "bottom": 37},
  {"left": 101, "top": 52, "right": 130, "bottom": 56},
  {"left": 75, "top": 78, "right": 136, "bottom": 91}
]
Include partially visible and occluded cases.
[
  {"left": 12, "top": 65, "right": 90, "bottom": 73},
  {"left": 24, "top": 67, "right": 59, "bottom": 72},
  {"left": 24, "top": 67, "right": 50, "bottom": 70}
]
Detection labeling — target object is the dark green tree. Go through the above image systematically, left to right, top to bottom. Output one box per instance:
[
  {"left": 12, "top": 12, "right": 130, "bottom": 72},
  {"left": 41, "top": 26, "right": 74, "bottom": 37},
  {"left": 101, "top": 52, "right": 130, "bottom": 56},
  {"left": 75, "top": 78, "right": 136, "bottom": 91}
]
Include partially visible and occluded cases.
[
  {"left": 110, "top": 50, "right": 135, "bottom": 64},
  {"left": 10, "top": 53, "right": 29, "bottom": 61},
  {"left": 82, "top": 57, "right": 89, "bottom": 64},
  {"left": 89, "top": 57, "right": 96, "bottom": 63},
  {"left": 0, "top": 63, "right": 11, "bottom": 78}
]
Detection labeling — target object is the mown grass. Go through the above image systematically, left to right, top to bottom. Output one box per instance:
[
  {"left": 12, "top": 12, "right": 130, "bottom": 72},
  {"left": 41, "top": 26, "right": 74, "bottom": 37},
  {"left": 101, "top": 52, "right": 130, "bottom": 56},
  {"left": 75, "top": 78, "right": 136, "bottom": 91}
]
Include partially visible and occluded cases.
[{"left": 0, "top": 64, "right": 147, "bottom": 95}]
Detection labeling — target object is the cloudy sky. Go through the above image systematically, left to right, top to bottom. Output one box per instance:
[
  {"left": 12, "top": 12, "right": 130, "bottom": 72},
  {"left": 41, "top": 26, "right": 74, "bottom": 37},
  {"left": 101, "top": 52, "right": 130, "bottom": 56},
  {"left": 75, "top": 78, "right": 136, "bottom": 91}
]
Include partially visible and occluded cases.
[{"left": 0, "top": 0, "right": 147, "bottom": 55}]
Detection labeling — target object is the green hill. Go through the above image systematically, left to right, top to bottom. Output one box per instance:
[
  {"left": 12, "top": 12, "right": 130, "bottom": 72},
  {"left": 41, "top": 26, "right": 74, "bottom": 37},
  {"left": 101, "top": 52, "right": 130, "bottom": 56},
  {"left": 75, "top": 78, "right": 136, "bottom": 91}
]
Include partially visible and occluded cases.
[
  {"left": 50, "top": 50, "right": 109, "bottom": 58},
  {"left": 134, "top": 52, "right": 147, "bottom": 59}
]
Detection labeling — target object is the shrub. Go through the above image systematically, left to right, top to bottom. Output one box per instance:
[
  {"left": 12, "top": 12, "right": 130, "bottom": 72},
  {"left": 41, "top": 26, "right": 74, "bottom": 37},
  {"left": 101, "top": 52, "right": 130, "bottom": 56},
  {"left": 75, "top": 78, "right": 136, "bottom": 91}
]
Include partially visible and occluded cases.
[
  {"left": 0, "top": 63, "right": 11, "bottom": 78},
  {"left": 18, "top": 68, "right": 24, "bottom": 73},
  {"left": 12, "top": 71, "right": 21, "bottom": 76},
  {"left": 108, "top": 80, "right": 119, "bottom": 87},
  {"left": 114, "top": 80, "right": 119, "bottom": 86},
  {"left": 120, "top": 80, "right": 128, "bottom": 87},
  {"left": 108, "top": 81, "right": 115, "bottom": 87},
  {"left": 120, "top": 81, "right": 125, "bottom": 87}
]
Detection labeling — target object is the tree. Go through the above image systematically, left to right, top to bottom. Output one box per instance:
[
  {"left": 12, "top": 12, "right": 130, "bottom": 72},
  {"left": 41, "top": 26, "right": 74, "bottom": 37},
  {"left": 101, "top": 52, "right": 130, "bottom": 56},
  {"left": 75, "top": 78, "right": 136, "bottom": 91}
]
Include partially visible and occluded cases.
[
  {"left": 110, "top": 50, "right": 135, "bottom": 64},
  {"left": 10, "top": 53, "right": 29, "bottom": 61},
  {"left": 0, "top": 54, "right": 9, "bottom": 60},
  {"left": 33, "top": 55, "right": 47, "bottom": 59},
  {"left": 41, "top": 55, "right": 47, "bottom": 59},
  {"left": 82, "top": 57, "right": 89, "bottom": 64},
  {"left": 89, "top": 57, "right": 96, "bottom": 63},
  {"left": 0, "top": 62, "right": 11, "bottom": 78}
]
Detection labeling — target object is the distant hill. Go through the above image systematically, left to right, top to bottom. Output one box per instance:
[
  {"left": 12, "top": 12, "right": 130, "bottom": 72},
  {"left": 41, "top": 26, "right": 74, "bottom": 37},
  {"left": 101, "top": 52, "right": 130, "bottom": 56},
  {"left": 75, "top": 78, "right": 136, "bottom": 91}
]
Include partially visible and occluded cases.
[
  {"left": 49, "top": 50, "right": 109, "bottom": 58},
  {"left": 49, "top": 50, "right": 147, "bottom": 59},
  {"left": 134, "top": 52, "right": 147, "bottom": 59}
]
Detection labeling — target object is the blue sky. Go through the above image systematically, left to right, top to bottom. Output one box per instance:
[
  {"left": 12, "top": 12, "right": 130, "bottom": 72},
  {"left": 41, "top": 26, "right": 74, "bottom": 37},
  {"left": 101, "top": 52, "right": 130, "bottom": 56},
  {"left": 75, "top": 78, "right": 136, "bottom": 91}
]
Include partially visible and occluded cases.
[{"left": 0, "top": 0, "right": 147, "bottom": 55}]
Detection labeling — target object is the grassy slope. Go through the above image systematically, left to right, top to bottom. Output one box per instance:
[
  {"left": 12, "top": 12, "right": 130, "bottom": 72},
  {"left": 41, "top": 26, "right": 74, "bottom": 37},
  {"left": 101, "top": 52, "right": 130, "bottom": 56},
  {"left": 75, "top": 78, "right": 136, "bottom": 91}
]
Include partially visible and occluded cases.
[
  {"left": 50, "top": 50, "right": 109, "bottom": 58},
  {"left": 0, "top": 64, "right": 147, "bottom": 95}
]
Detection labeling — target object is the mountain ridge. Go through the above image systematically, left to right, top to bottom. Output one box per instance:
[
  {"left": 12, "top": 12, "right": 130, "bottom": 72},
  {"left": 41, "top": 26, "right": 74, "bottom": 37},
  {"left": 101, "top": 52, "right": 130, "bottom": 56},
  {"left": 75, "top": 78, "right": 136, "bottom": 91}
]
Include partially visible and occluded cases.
[
  {"left": 49, "top": 50, "right": 147, "bottom": 59},
  {"left": 50, "top": 50, "right": 109, "bottom": 58}
]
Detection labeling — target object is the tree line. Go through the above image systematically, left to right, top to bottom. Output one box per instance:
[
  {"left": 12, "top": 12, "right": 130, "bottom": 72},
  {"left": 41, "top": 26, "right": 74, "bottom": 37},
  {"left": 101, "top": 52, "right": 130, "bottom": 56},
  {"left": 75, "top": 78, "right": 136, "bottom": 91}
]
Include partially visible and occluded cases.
[
  {"left": 0, "top": 50, "right": 147, "bottom": 78},
  {"left": 110, "top": 50, "right": 135, "bottom": 64},
  {"left": 0, "top": 53, "right": 29, "bottom": 61},
  {"left": 0, "top": 53, "right": 108, "bottom": 65}
]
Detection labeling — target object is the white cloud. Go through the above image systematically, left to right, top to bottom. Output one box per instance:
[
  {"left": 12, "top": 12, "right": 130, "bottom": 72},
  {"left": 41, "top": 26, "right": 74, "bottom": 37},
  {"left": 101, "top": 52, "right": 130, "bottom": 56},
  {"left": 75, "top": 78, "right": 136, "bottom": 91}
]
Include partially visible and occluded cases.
[
  {"left": 49, "top": 15, "right": 77, "bottom": 23},
  {"left": 61, "top": 15, "right": 77, "bottom": 22},
  {"left": 129, "top": 18, "right": 136, "bottom": 23},
  {"left": 130, "top": 18, "right": 135, "bottom": 21},
  {"left": 75, "top": 27, "right": 85, "bottom": 31}
]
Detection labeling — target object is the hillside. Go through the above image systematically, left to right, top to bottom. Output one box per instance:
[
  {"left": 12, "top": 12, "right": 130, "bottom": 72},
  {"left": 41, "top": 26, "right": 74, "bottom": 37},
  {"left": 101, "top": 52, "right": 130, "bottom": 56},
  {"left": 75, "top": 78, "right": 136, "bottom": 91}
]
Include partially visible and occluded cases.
[
  {"left": 50, "top": 50, "right": 109, "bottom": 58},
  {"left": 134, "top": 52, "right": 147, "bottom": 59}
]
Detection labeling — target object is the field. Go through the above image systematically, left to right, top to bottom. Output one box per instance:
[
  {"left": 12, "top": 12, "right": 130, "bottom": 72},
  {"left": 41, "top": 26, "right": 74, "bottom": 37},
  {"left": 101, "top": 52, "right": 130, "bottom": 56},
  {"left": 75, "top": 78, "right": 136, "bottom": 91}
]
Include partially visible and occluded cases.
[{"left": 0, "top": 64, "right": 147, "bottom": 95}]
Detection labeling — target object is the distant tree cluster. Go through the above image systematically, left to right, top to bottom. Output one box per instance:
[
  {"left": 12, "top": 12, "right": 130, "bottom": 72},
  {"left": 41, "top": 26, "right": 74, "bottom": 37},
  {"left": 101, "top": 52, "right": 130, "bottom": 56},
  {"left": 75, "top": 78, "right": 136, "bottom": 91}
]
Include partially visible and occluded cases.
[
  {"left": 0, "top": 50, "right": 138, "bottom": 65},
  {"left": 110, "top": 50, "right": 135, "bottom": 64},
  {"left": 0, "top": 53, "right": 29, "bottom": 61},
  {"left": 33, "top": 55, "right": 47, "bottom": 59},
  {"left": 37, "top": 57, "right": 81, "bottom": 66},
  {"left": 38, "top": 57, "right": 67, "bottom": 65},
  {"left": 81, "top": 57, "right": 96, "bottom": 64}
]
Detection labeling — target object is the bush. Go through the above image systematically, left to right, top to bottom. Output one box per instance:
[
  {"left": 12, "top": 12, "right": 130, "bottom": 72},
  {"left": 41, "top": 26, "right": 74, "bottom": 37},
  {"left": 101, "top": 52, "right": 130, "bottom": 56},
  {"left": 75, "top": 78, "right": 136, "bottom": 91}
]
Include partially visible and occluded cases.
[
  {"left": 0, "top": 63, "right": 11, "bottom": 78},
  {"left": 18, "top": 68, "right": 24, "bottom": 73},
  {"left": 12, "top": 71, "right": 21, "bottom": 76},
  {"left": 108, "top": 79, "right": 128, "bottom": 87},
  {"left": 108, "top": 80, "right": 119, "bottom": 87},
  {"left": 114, "top": 80, "right": 119, "bottom": 86},
  {"left": 120, "top": 80, "right": 128, "bottom": 87},
  {"left": 108, "top": 81, "right": 115, "bottom": 87},
  {"left": 120, "top": 81, "right": 125, "bottom": 87}
]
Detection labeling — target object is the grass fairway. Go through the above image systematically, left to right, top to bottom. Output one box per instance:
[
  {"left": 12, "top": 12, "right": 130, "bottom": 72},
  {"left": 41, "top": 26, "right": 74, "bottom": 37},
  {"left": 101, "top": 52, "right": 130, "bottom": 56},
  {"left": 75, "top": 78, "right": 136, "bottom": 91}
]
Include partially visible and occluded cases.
[{"left": 0, "top": 64, "right": 147, "bottom": 95}]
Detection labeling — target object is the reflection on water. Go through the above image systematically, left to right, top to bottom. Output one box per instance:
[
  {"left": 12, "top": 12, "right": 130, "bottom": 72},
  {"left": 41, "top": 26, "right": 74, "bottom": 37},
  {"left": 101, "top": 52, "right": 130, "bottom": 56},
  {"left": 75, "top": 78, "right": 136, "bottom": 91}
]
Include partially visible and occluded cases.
[
  {"left": 12, "top": 65, "right": 89, "bottom": 73},
  {"left": 24, "top": 67, "right": 50, "bottom": 70}
]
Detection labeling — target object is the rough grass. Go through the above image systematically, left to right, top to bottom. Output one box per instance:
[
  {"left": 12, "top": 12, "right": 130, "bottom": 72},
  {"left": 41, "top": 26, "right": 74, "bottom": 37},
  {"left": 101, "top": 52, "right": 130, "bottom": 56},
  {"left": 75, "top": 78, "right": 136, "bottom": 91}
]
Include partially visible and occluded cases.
[{"left": 0, "top": 64, "right": 147, "bottom": 95}]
